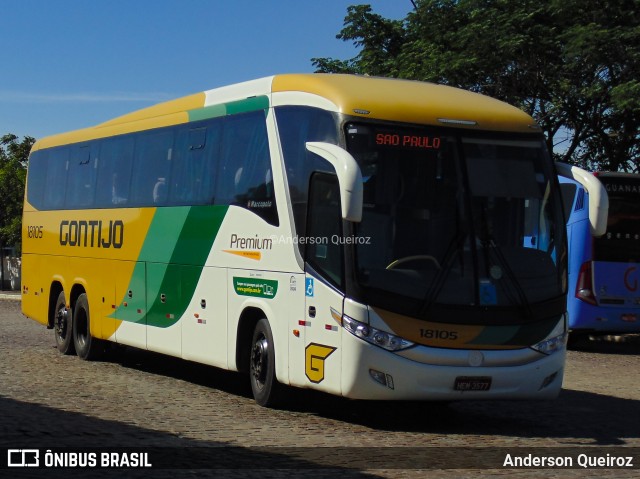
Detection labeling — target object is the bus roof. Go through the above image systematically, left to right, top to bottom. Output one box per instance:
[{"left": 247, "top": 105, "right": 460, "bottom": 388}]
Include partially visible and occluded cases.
[{"left": 33, "top": 74, "right": 538, "bottom": 151}]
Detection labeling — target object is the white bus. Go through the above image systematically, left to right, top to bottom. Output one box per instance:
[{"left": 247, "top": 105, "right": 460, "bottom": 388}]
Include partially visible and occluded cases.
[{"left": 22, "top": 74, "right": 586, "bottom": 406}]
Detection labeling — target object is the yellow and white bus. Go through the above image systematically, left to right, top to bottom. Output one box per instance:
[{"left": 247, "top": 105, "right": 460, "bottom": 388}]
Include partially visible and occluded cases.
[{"left": 23, "top": 74, "right": 584, "bottom": 406}]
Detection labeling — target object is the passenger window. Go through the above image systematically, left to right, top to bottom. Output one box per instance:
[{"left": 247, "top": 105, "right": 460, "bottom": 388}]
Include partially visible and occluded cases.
[
  {"left": 216, "top": 111, "right": 277, "bottom": 225},
  {"left": 170, "top": 121, "right": 221, "bottom": 205},
  {"left": 131, "top": 130, "right": 174, "bottom": 206},
  {"left": 95, "top": 136, "right": 134, "bottom": 207},
  {"left": 65, "top": 145, "right": 96, "bottom": 208},
  {"left": 43, "top": 147, "right": 69, "bottom": 210},
  {"left": 26, "top": 150, "right": 48, "bottom": 209}
]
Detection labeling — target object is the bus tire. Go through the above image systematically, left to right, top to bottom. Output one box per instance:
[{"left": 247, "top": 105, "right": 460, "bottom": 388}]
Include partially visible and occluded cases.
[
  {"left": 54, "top": 291, "right": 75, "bottom": 355},
  {"left": 72, "top": 293, "right": 103, "bottom": 361},
  {"left": 249, "top": 318, "right": 283, "bottom": 407}
]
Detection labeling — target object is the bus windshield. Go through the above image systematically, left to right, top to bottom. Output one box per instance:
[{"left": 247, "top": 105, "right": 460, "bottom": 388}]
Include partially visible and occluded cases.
[{"left": 346, "top": 123, "right": 565, "bottom": 319}]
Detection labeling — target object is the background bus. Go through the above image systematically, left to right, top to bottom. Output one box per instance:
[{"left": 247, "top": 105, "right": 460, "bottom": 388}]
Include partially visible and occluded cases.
[
  {"left": 22, "top": 74, "right": 588, "bottom": 406},
  {"left": 559, "top": 170, "right": 638, "bottom": 341}
]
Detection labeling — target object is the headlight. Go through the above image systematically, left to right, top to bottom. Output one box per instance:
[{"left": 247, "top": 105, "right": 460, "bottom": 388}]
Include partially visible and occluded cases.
[
  {"left": 342, "top": 315, "right": 414, "bottom": 351},
  {"left": 530, "top": 315, "right": 567, "bottom": 355},
  {"left": 531, "top": 332, "right": 567, "bottom": 355}
]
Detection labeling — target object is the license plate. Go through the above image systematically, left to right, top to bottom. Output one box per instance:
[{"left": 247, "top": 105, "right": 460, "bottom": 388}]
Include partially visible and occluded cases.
[{"left": 454, "top": 376, "right": 492, "bottom": 391}]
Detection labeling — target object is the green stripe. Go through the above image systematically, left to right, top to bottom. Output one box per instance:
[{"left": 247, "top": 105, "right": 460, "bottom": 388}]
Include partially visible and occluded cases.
[
  {"left": 188, "top": 96, "right": 269, "bottom": 122},
  {"left": 114, "top": 205, "right": 228, "bottom": 328}
]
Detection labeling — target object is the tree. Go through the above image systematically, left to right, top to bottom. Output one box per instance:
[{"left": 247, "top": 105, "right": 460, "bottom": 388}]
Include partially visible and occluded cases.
[
  {"left": 312, "top": 1, "right": 640, "bottom": 172},
  {"left": 0, "top": 134, "right": 34, "bottom": 251}
]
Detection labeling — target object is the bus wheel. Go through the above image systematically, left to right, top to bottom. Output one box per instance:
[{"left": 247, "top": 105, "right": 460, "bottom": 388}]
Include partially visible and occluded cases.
[
  {"left": 54, "top": 291, "right": 75, "bottom": 355},
  {"left": 72, "top": 293, "right": 103, "bottom": 361},
  {"left": 249, "top": 318, "right": 283, "bottom": 407}
]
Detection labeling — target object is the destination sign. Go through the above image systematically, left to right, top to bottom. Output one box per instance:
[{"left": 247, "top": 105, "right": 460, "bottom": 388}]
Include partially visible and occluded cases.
[
  {"left": 375, "top": 132, "right": 441, "bottom": 150},
  {"left": 599, "top": 177, "right": 640, "bottom": 197}
]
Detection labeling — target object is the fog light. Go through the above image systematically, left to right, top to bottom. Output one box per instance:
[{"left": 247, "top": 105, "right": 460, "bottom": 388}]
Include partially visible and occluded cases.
[{"left": 369, "top": 369, "right": 394, "bottom": 389}]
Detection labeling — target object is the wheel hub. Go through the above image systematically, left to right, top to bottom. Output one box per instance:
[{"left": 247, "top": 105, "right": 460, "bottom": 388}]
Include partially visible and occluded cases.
[
  {"left": 55, "top": 308, "right": 68, "bottom": 336},
  {"left": 251, "top": 336, "right": 269, "bottom": 383}
]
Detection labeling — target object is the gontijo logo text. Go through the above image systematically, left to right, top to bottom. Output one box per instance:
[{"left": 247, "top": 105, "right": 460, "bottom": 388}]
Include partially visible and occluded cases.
[{"left": 59, "top": 220, "right": 124, "bottom": 248}]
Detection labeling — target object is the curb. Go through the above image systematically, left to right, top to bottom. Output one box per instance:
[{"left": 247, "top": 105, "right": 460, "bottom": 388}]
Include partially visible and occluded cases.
[{"left": 0, "top": 293, "right": 21, "bottom": 301}]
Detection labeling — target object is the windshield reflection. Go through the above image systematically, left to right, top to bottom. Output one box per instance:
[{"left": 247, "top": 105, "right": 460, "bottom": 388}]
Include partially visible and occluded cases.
[{"left": 346, "top": 123, "right": 565, "bottom": 317}]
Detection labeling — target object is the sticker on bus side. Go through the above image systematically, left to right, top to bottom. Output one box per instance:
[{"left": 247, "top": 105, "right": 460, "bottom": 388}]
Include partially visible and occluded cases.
[
  {"left": 232, "top": 277, "right": 278, "bottom": 299},
  {"left": 305, "top": 278, "right": 314, "bottom": 297}
]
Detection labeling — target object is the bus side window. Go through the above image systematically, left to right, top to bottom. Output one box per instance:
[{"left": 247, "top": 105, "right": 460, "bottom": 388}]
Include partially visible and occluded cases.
[
  {"left": 275, "top": 106, "right": 339, "bottom": 254},
  {"left": 216, "top": 111, "right": 278, "bottom": 226},
  {"left": 170, "top": 121, "right": 221, "bottom": 205},
  {"left": 131, "top": 130, "right": 174, "bottom": 206},
  {"left": 95, "top": 136, "right": 134, "bottom": 207},
  {"left": 65, "top": 144, "right": 96, "bottom": 209},
  {"left": 43, "top": 147, "right": 69, "bottom": 210},
  {"left": 26, "top": 150, "right": 48, "bottom": 209},
  {"left": 305, "top": 173, "right": 344, "bottom": 289},
  {"left": 559, "top": 183, "right": 578, "bottom": 223}
]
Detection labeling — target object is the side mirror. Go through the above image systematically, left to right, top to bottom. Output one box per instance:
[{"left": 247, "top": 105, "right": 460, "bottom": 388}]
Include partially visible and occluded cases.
[
  {"left": 305, "top": 142, "right": 363, "bottom": 222},
  {"left": 556, "top": 162, "right": 609, "bottom": 237}
]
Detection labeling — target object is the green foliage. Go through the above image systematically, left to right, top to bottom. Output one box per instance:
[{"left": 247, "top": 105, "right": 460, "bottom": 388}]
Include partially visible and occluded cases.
[
  {"left": 313, "top": 0, "right": 640, "bottom": 172},
  {"left": 312, "top": 5, "right": 405, "bottom": 77},
  {"left": 0, "top": 134, "right": 34, "bottom": 249}
]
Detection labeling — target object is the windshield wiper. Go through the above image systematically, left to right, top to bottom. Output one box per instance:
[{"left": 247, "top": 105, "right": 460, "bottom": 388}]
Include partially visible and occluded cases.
[
  {"left": 477, "top": 200, "right": 532, "bottom": 318},
  {"left": 419, "top": 230, "right": 467, "bottom": 317},
  {"left": 483, "top": 236, "right": 533, "bottom": 320}
]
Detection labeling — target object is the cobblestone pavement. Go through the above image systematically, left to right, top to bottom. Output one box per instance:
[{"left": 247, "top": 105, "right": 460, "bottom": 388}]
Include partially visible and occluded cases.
[{"left": 1, "top": 299, "right": 639, "bottom": 478}]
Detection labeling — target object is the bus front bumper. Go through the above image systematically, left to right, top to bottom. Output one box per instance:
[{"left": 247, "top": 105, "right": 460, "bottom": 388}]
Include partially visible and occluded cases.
[{"left": 339, "top": 331, "right": 566, "bottom": 401}]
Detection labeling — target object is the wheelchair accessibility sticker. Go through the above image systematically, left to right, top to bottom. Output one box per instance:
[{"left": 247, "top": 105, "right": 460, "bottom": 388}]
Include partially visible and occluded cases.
[{"left": 305, "top": 278, "right": 314, "bottom": 297}]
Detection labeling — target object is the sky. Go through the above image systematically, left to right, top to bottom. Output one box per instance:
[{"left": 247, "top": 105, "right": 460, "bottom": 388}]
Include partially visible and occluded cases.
[{"left": 0, "top": 0, "right": 412, "bottom": 141}]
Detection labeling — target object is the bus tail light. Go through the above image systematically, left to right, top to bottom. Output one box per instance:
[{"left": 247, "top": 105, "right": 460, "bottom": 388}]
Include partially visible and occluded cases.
[{"left": 576, "top": 261, "right": 597, "bottom": 305}]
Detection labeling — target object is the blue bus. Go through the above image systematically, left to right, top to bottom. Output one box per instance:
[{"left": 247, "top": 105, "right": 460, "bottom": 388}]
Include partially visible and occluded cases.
[{"left": 559, "top": 168, "right": 640, "bottom": 340}]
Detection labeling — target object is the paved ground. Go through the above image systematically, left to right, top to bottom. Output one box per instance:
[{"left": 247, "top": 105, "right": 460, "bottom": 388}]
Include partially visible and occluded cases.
[{"left": 1, "top": 298, "right": 639, "bottom": 478}]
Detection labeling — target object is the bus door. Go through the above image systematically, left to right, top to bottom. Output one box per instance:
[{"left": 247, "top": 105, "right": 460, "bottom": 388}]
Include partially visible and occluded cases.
[{"left": 302, "top": 173, "right": 344, "bottom": 395}]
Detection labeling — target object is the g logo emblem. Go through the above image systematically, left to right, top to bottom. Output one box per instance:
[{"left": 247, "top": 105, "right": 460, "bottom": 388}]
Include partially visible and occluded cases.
[{"left": 305, "top": 343, "right": 336, "bottom": 383}]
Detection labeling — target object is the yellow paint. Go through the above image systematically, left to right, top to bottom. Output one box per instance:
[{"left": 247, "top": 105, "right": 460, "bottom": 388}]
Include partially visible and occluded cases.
[
  {"left": 272, "top": 74, "right": 535, "bottom": 133},
  {"left": 31, "top": 93, "right": 205, "bottom": 151},
  {"left": 21, "top": 208, "right": 156, "bottom": 338},
  {"left": 222, "top": 250, "right": 262, "bottom": 260},
  {"left": 330, "top": 307, "right": 342, "bottom": 324},
  {"left": 372, "top": 307, "right": 520, "bottom": 350},
  {"left": 305, "top": 343, "right": 337, "bottom": 383}
]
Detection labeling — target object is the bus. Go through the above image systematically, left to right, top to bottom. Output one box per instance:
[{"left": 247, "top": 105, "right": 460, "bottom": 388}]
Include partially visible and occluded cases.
[
  {"left": 22, "top": 74, "right": 594, "bottom": 406},
  {"left": 559, "top": 169, "right": 638, "bottom": 341}
]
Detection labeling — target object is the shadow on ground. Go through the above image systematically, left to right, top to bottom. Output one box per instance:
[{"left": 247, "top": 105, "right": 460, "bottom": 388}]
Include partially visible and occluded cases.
[{"left": 95, "top": 343, "right": 640, "bottom": 445}]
